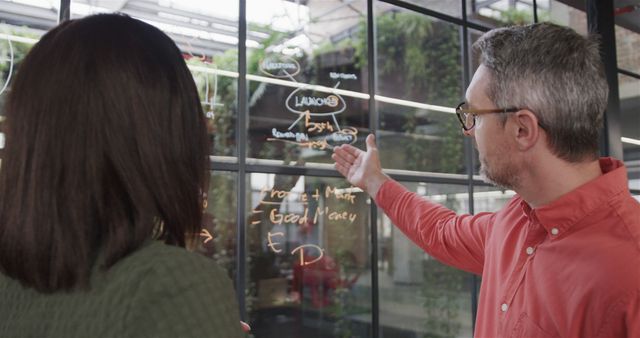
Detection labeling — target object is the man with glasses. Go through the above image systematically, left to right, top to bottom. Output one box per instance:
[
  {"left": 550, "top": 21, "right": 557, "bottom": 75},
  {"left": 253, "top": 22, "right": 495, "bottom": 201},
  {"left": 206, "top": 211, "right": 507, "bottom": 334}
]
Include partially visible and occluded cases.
[{"left": 333, "top": 22, "right": 639, "bottom": 337}]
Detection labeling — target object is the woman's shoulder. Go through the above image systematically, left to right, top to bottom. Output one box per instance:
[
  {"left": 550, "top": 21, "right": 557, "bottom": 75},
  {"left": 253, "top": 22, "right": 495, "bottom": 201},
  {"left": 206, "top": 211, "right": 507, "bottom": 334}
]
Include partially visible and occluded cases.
[
  {"left": 109, "top": 241, "right": 228, "bottom": 284},
  {"left": 114, "top": 242, "right": 243, "bottom": 338}
]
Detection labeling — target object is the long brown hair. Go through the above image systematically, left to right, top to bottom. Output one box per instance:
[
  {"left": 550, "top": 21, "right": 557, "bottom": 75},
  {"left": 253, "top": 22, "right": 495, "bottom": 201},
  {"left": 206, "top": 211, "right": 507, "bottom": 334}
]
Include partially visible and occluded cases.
[{"left": 0, "top": 14, "right": 209, "bottom": 292}]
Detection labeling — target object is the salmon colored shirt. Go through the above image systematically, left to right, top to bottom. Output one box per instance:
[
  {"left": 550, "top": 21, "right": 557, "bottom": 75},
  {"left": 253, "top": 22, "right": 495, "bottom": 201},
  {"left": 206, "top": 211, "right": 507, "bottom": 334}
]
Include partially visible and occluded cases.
[{"left": 376, "top": 158, "right": 640, "bottom": 338}]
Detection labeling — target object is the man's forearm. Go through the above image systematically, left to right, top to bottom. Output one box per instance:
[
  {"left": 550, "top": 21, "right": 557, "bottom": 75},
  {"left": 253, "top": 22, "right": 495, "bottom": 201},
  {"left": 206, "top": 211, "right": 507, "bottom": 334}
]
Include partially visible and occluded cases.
[{"left": 365, "top": 171, "right": 391, "bottom": 199}]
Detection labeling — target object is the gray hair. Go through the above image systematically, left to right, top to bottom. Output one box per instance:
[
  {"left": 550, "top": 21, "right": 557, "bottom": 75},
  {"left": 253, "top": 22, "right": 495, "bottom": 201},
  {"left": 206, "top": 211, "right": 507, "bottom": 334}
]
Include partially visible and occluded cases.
[{"left": 473, "top": 22, "right": 608, "bottom": 162}]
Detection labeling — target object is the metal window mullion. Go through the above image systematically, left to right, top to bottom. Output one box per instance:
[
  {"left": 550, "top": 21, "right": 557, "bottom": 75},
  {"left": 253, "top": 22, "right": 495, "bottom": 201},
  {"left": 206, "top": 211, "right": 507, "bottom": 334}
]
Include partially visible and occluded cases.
[
  {"left": 58, "top": 0, "right": 70, "bottom": 23},
  {"left": 236, "top": 0, "right": 248, "bottom": 322},
  {"left": 380, "top": 0, "right": 490, "bottom": 32},
  {"left": 461, "top": 0, "right": 480, "bottom": 334},
  {"left": 587, "top": 0, "right": 623, "bottom": 160},
  {"left": 368, "top": 1, "right": 380, "bottom": 337},
  {"left": 619, "top": 68, "right": 640, "bottom": 80},
  {"left": 210, "top": 160, "right": 487, "bottom": 185}
]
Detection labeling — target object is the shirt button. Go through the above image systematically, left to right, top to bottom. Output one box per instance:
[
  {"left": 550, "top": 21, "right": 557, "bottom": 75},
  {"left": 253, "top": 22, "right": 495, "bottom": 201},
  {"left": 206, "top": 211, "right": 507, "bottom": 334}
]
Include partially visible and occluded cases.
[
  {"left": 551, "top": 228, "right": 559, "bottom": 235},
  {"left": 526, "top": 247, "right": 535, "bottom": 255},
  {"left": 501, "top": 303, "right": 508, "bottom": 312}
]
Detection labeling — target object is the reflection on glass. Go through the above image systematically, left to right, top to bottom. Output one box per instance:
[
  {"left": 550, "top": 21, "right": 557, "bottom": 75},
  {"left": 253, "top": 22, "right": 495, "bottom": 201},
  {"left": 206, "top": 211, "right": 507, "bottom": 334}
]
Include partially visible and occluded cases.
[
  {"left": 172, "top": 0, "right": 241, "bottom": 158},
  {"left": 247, "top": 0, "right": 369, "bottom": 166},
  {"left": 467, "top": 0, "right": 535, "bottom": 27},
  {"left": 536, "top": 0, "right": 587, "bottom": 35},
  {"left": 375, "top": 5, "right": 464, "bottom": 174},
  {"left": 0, "top": 20, "right": 42, "bottom": 151},
  {"left": 0, "top": 24, "right": 40, "bottom": 115},
  {"left": 189, "top": 56, "right": 238, "bottom": 157},
  {"left": 619, "top": 73, "right": 640, "bottom": 191},
  {"left": 378, "top": 104, "right": 466, "bottom": 174},
  {"left": 197, "top": 171, "right": 238, "bottom": 282},
  {"left": 246, "top": 173, "right": 371, "bottom": 337},
  {"left": 378, "top": 182, "right": 473, "bottom": 338}
]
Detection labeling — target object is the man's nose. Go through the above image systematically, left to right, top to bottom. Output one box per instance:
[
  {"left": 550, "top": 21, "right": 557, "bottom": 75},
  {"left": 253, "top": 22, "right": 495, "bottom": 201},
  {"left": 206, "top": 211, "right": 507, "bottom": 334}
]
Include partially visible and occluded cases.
[{"left": 463, "top": 127, "right": 474, "bottom": 137}]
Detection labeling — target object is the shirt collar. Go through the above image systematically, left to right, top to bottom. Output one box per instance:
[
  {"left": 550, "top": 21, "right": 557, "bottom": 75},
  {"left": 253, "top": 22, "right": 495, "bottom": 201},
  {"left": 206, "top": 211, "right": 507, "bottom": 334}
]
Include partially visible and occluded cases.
[{"left": 522, "top": 157, "right": 629, "bottom": 237}]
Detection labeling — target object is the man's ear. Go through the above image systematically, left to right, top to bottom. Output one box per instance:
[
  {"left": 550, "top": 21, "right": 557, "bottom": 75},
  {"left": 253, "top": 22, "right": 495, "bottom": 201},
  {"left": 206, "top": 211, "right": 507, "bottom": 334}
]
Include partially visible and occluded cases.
[{"left": 512, "top": 110, "right": 541, "bottom": 151}]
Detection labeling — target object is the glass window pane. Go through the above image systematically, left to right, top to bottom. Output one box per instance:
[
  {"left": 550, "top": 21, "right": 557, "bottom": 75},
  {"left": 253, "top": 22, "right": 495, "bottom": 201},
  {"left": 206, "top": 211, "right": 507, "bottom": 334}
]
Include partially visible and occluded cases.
[
  {"left": 0, "top": 0, "right": 58, "bottom": 32},
  {"left": 70, "top": 0, "right": 240, "bottom": 159},
  {"left": 247, "top": 0, "right": 369, "bottom": 167},
  {"left": 402, "top": 0, "right": 462, "bottom": 18},
  {"left": 467, "top": 0, "right": 535, "bottom": 27},
  {"left": 536, "top": 0, "right": 587, "bottom": 35},
  {"left": 0, "top": 5, "right": 46, "bottom": 117},
  {"left": 375, "top": 5, "right": 465, "bottom": 174},
  {"left": 375, "top": 6, "right": 463, "bottom": 107},
  {"left": 615, "top": 24, "right": 640, "bottom": 74},
  {"left": 468, "top": 28, "right": 484, "bottom": 176},
  {"left": 468, "top": 28, "right": 483, "bottom": 74},
  {"left": 0, "top": 32, "right": 37, "bottom": 107},
  {"left": 619, "top": 73, "right": 640, "bottom": 191},
  {"left": 378, "top": 103, "right": 467, "bottom": 174},
  {"left": 193, "top": 171, "right": 239, "bottom": 285},
  {"left": 246, "top": 173, "right": 372, "bottom": 337},
  {"left": 378, "top": 182, "right": 473, "bottom": 338},
  {"left": 473, "top": 185, "right": 515, "bottom": 213}
]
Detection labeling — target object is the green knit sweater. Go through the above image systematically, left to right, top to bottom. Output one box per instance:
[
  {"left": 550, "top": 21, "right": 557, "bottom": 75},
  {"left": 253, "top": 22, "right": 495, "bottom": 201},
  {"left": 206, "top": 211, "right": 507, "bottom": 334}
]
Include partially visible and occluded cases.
[{"left": 0, "top": 241, "right": 244, "bottom": 338}]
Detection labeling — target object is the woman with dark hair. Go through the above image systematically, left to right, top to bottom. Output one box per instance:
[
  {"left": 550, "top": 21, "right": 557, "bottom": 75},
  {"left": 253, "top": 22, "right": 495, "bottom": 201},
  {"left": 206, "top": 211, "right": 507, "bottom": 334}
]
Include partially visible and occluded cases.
[{"left": 0, "top": 14, "right": 243, "bottom": 337}]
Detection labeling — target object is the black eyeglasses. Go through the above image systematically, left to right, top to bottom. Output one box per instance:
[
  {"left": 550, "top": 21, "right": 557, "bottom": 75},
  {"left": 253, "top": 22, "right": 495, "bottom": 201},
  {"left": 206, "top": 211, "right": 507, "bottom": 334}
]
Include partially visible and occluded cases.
[{"left": 455, "top": 102, "right": 521, "bottom": 131}]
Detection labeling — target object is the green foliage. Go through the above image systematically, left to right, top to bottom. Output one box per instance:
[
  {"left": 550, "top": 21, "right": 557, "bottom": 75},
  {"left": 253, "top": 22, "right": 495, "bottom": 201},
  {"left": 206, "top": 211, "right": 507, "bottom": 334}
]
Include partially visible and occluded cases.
[
  {"left": 497, "top": 7, "right": 550, "bottom": 25},
  {"left": 498, "top": 7, "right": 534, "bottom": 25},
  {"left": 355, "top": 11, "right": 464, "bottom": 173},
  {"left": 358, "top": 11, "right": 469, "bottom": 337},
  {"left": 356, "top": 12, "right": 461, "bottom": 106},
  {"left": 377, "top": 13, "right": 436, "bottom": 97},
  {"left": 247, "top": 24, "right": 289, "bottom": 80},
  {"left": 0, "top": 28, "right": 35, "bottom": 75},
  {"left": 312, "top": 37, "right": 356, "bottom": 60},
  {"left": 187, "top": 49, "right": 238, "bottom": 157},
  {"left": 439, "top": 118, "right": 465, "bottom": 174},
  {"left": 200, "top": 172, "right": 238, "bottom": 274},
  {"left": 421, "top": 259, "right": 467, "bottom": 338},
  {"left": 329, "top": 286, "right": 355, "bottom": 338}
]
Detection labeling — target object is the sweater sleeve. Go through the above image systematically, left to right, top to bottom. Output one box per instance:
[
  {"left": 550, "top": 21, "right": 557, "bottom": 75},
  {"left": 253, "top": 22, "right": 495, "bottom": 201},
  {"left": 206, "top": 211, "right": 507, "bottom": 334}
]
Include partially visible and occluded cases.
[
  {"left": 375, "top": 179, "right": 494, "bottom": 275},
  {"left": 125, "top": 250, "right": 244, "bottom": 338}
]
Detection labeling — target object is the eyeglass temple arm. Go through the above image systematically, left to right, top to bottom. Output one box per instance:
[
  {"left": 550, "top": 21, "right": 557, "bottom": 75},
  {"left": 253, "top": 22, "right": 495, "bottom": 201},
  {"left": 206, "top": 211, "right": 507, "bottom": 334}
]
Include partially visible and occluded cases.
[{"left": 457, "top": 107, "right": 520, "bottom": 114}]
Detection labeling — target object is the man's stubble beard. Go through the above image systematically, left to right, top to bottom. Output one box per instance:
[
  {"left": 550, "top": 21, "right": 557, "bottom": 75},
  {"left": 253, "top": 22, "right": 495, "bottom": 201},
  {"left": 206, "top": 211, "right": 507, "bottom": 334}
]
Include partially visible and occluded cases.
[{"left": 479, "top": 155, "right": 522, "bottom": 191}]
